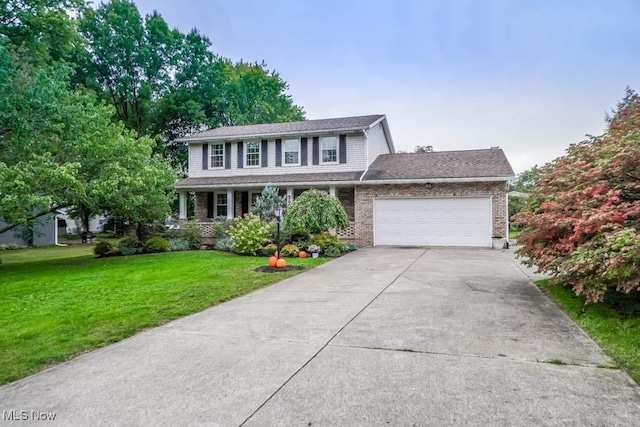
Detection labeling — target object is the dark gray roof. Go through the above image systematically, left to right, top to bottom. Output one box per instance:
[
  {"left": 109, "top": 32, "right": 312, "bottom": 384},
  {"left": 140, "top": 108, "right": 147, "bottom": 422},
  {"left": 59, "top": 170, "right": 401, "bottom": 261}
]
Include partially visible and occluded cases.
[
  {"left": 178, "top": 115, "right": 385, "bottom": 141},
  {"left": 362, "top": 149, "right": 514, "bottom": 180},
  {"left": 176, "top": 171, "right": 364, "bottom": 188}
]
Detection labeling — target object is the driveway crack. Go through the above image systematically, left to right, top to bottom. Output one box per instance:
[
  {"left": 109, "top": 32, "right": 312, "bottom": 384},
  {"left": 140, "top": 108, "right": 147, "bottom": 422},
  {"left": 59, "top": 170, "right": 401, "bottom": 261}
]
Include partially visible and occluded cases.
[{"left": 239, "top": 248, "right": 431, "bottom": 426}]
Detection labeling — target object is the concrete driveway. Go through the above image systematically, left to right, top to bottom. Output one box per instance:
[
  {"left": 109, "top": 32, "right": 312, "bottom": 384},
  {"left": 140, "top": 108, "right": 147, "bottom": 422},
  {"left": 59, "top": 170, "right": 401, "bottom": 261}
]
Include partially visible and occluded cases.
[{"left": 1, "top": 247, "right": 639, "bottom": 426}]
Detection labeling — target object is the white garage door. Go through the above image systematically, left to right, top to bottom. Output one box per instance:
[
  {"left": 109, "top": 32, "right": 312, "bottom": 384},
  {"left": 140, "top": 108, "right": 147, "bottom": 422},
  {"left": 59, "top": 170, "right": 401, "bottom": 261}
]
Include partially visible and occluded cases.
[{"left": 374, "top": 197, "right": 492, "bottom": 247}]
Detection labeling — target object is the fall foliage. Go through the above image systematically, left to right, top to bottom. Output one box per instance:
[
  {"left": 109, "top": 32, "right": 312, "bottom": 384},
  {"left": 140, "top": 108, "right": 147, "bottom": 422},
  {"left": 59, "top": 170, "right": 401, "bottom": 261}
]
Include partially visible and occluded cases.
[{"left": 514, "top": 89, "right": 640, "bottom": 304}]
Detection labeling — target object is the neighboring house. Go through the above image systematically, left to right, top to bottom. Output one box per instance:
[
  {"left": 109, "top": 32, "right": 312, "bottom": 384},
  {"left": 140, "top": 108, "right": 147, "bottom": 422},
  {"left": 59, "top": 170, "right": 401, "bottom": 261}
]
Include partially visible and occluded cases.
[
  {"left": 175, "top": 114, "right": 515, "bottom": 247},
  {"left": 57, "top": 209, "right": 107, "bottom": 235},
  {"left": 0, "top": 212, "right": 61, "bottom": 246}
]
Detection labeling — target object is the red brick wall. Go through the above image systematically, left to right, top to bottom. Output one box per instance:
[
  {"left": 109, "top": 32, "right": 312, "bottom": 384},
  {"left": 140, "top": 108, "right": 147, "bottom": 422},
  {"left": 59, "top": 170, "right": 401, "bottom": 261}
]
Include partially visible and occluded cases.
[{"left": 354, "top": 182, "right": 508, "bottom": 247}]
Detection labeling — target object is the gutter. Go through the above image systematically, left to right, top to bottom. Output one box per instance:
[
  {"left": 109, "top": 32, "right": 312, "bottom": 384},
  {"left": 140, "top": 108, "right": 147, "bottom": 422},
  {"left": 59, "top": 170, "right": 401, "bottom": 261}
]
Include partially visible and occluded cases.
[
  {"left": 178, "top": 126, "right": 375, "bottom": 143},
  {"left": 176, "top": 175, "right": 515, "bottom": 191}
]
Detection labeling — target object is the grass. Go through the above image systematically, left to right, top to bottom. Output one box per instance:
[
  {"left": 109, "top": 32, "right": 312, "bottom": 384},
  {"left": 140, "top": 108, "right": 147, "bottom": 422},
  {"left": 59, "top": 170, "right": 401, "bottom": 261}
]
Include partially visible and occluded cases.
[
  {"left": 509, "top": 229, "right": 519, "bottom": 240},
  {"left": 0, "top": 246, "right": 329, "bottom": 385},
  {"left": 538, "top": 280, "right": 640, "bottom": 383}
]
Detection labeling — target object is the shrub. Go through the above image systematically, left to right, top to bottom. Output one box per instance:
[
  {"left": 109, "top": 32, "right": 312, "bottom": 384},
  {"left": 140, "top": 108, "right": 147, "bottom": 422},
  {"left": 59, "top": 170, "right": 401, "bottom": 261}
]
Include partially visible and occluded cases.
[
  {"left": 514, "top": 89, "right": 640, "bottom": 304},
  {"left": 284, "top": 189, "right": 349, "bottom": 234},
  {"left": 228, "top": 215, "right": 271, "bottom": 255},
  {"left": 211, "top": 218, "right": 233, "bottom": 239},
  {"left": 180, "top": 221, "right": 202, "bottom": 250},
  {"left": 267, "top": 222, "right": 296, "bottom": 246},
  {"left": 309, "top": 233, "right": 342, "bottom": 251},
  {"left": 117, "top": 236, "right": 140, "bottom": 256},
  {"left": 144, "top": 236, "right": 169, "bottom": 253},
  {"left": 215, "top": 237, "right": 234, "bottom": 251},
  {"left": 168, "top": 238, "right": 190, "bottom": 252},
  {"left": 292, "top": 239, "right": 308, "bottom": 251},
  {"left": 93, "top": 241, "right": 114, "bottom": 257},
  {"left": 0, "top": 243, "right": 21, "bottom": 250},
  {"left": 261, "top": 243, "right": 277, "bottom": 256},
  {"left": 280, "top": 244, "right": 300, "bottom": 257},
  {"left": 324, "top": 245, "right": 341, "bottom": 257}
]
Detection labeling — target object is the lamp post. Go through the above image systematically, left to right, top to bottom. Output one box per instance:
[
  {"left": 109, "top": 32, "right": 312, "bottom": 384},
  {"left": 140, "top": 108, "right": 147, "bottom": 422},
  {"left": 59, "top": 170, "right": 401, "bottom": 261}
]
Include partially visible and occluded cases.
[{"left": 274, "top": 206, "right": 283, "bottom": 260}]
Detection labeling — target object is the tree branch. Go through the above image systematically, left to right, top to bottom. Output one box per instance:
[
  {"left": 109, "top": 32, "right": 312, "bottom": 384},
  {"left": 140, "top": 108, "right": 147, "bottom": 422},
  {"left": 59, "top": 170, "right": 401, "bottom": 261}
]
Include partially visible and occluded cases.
[{"left": 0, "top": 204, "right": 70, "bottom": 235}]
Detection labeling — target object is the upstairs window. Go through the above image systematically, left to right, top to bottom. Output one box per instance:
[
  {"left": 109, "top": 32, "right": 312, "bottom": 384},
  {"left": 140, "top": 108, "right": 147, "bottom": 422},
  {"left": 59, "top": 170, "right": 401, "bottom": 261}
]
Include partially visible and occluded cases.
[
  {"left": 321, "top": 136, "right": 338, "bottom": 163},
  {"left": 284, "top": 139, "right": 300, "bottom": 165},
  {"left": 246, "top": 141, "right": 260, "bottom": 167},
  {"left": 210, "top": 144, "right": 224, "bottom": 168}
]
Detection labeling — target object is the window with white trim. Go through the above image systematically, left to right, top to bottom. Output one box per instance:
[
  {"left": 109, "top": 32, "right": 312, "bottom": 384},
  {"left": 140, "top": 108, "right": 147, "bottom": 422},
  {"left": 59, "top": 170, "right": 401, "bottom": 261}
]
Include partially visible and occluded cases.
[
  {"left": 321, "top": 136, "right": 338, "bottom": 163},
  {"left": 284, "top": 139, "right": 300, "bottom": 165},
  {"left": 246, "top": 141, "right": 260, "bottom": 167},
  {"left": 210, "top": 143, "right": 224, "bottom": 168},
  {"left": 215, "top": 193, "right": 227, "bottom": 217}
]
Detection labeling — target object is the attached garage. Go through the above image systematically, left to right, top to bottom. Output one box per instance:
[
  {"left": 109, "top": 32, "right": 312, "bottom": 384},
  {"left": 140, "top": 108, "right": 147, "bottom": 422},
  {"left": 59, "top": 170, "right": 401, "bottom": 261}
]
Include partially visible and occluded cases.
[{"left": 373, "top": 197, "right": 493, "bottom": 247}]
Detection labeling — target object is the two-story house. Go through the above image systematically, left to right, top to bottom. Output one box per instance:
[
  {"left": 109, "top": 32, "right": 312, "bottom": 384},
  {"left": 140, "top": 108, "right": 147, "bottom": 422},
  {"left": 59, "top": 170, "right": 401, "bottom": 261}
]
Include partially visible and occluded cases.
[{"left": 175, "top": 114, "right": 515, "bottom": 247}]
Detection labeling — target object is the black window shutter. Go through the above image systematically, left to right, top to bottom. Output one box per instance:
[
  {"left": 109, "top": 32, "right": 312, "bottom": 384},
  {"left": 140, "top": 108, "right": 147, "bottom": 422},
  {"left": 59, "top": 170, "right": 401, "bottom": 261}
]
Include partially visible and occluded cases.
[
  {"left": 339, "top": 134, "right": 347, "bottom": 164},
  {"left": 300, "top": 137, "right": 308, "bottom": 166},
  {"left": 312, "top": 137, "right": 319, "bottom": 165},
  {"left": 261, "top": 139, "right": 268, "bottom": 167},
  {"left": 275, "top": 139, "right": 282, "bottom": 166},
  {"left": 237, "top": 141, "right": 243, "bottom": 168},
  {"left": 224, "top": 143, "right": 231, "bottom": 169},
  {"left": 202, "top": 144, "right": 208, "bottom": 169},
  {"left": 207, "top": 192, "right": 214, "bottom": 218},
  {"left": 241, "top": 192, "right": 249, "bottom": 215}
]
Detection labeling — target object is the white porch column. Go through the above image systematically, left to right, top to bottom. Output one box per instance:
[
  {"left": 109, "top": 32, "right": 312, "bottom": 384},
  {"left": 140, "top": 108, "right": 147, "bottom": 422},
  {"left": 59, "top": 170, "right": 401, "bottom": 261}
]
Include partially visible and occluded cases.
[
  {"left": 329, "top": 185, "right": 336, "bottom": 197},
  {"left": 286, "top": 187, "right": 293, "bottom": 205},
  {"left": 227, "top": 189, "right": 234, "bottom": 219},
  {"left": 178, "top": 191, "right": 187, "bottom": 219}
]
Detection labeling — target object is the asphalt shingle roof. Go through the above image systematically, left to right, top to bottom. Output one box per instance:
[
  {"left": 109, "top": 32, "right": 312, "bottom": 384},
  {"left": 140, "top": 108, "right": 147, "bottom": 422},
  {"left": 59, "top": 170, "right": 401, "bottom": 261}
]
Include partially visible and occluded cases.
[
  {"left": 178, "top": 115, "right": 385, "bottom": 141},
  {"left": 362, "top": 149, "right": 515, "bottom": 180},
  {"left": 175, "top": 171, "right": 364, "bottom": 188}
]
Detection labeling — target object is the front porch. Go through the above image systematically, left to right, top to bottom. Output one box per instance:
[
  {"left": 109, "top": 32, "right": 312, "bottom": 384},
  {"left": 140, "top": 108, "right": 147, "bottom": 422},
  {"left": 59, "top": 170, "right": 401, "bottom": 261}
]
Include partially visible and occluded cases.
[{"left": 179, "top": 186, "right": 356, "bottom": 242}]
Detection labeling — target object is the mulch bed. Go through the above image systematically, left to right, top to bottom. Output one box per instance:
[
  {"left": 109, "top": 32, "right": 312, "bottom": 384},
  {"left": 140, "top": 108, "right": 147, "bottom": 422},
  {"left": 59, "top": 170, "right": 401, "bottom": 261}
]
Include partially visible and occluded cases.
[{"left": 254, "top": 265, "right": 306, "bottom": 273}]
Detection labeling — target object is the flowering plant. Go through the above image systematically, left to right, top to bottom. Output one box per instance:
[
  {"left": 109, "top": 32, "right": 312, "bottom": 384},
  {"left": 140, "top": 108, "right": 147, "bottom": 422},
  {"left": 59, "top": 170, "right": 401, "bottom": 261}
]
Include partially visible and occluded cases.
[{"left": 307, "top": 244, "right": 320, "bottom": 253}]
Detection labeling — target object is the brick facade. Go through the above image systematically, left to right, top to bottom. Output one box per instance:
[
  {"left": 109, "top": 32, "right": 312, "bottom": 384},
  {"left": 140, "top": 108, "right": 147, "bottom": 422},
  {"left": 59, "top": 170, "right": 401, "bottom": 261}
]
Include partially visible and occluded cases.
[
  {"left": 354, "top": 182, "right": 508, "bottom": 247},
  {"left": 337, "top": 187, "right": 355, "bottom": 220},
  {"left": 194, "top": 192, "right": 209, "bottom": 222}
]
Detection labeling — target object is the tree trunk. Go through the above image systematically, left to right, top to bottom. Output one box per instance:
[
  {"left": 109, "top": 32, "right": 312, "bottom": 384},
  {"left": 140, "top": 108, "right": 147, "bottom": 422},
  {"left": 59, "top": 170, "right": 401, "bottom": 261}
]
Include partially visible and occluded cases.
[{"left": 80, "top": 206, "right": 91, "bottom": 233}]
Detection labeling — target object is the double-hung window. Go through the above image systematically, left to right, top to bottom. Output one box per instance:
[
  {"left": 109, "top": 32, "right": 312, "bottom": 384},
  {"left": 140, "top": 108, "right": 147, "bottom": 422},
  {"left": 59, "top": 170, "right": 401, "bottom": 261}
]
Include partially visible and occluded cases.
[
  {"left": 321, "top": 136, "right": 338, "bottom": 163},
  {"left": 284, "top": 139, "right": 300, "bottom": 165},
  {"left": 246, "top": 141, "right": 260, "bottom": 167},
  {"left": 210, "top": 143, "right": 224, "bottom": 168},
  {"left": 216, "top": 193, "right": 227, "bottom": 217}
]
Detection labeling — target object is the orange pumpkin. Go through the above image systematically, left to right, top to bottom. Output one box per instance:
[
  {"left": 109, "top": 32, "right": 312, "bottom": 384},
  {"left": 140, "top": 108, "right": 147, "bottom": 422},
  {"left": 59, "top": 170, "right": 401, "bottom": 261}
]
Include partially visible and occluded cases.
[
  {"left": 273, "top": 251, "right": 280, "bottom": 258},
  {"left": 299, "top": 251, "right": 308, "bottom": 258},
  {"left": 268, "top": 256, "right": 278, "bottom": 267},
  {"left": 276, "top": 258, "right": 287, "bottom": 268}
]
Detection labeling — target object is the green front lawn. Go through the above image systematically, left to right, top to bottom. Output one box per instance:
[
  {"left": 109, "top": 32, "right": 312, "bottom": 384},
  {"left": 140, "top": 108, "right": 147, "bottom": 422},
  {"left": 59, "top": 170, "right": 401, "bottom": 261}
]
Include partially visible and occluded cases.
[
  {"left": 0, "top": 246, "right": 328, "bottom": 385},
  {"left": 538, "top": 280, "right": 640, "bottom": 383}
]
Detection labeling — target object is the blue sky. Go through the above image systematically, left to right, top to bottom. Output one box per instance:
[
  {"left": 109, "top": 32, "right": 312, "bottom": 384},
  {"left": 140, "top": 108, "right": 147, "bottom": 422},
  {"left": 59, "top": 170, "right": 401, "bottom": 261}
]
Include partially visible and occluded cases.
[{"left": 131, "top": 0, "right": 640, "bottom": 173}]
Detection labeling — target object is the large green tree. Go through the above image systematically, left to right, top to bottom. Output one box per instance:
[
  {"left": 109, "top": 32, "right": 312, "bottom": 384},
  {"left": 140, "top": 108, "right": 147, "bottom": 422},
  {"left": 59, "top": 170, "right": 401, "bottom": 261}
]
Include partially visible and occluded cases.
[
  {"left": 0, "top": 0, "right": 84, "bottom": 64},
  {"left": 76, "top": 0, "right": 304, "bottom": 171},
  {"left": 0, "top": 40, "right": 175, "bottom": 235}
]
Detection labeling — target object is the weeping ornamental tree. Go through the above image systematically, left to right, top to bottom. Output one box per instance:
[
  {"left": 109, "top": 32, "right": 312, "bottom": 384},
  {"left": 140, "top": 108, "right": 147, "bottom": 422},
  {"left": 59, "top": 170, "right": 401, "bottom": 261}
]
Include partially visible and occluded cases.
[
  {"left": 514, "top": 89, "right": 640, "bottom": 304},
  {"left": 283, "top": 189, "right": 349, "bottom": 235}
]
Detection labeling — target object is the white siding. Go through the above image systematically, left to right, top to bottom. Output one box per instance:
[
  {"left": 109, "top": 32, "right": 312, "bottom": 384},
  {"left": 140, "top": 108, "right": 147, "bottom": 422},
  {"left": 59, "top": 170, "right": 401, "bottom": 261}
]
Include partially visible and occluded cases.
[
  {"left": 365, "top": 122, "right": 392, "bottom": 166},
  {"left": 187, "top": 133, "right": 366, "bottom": 178}
]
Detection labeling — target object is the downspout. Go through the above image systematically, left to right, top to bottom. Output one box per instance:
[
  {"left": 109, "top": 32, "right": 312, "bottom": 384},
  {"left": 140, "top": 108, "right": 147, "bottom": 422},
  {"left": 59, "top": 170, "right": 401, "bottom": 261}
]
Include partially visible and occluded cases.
[
  {"left": 359, "top": 128, "right": 369, "bottom": 181},
  {"left": 55, "top": 214, "right": 67, "bottom": 247}
]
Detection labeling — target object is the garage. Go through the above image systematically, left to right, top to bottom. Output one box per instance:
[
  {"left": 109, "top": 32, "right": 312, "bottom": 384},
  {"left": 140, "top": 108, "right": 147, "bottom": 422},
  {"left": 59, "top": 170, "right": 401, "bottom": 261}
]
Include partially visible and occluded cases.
[{"left": 373, "top": 197, "right": 493, "bottom": 247}]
